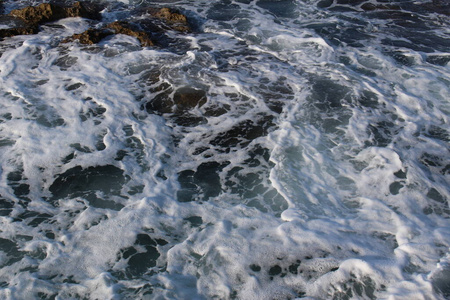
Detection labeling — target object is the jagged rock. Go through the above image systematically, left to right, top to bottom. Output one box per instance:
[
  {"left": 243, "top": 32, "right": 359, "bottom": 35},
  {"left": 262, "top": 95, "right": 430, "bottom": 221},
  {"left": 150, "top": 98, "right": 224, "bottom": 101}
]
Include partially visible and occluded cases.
[
  {"left": 63, "top": 1, "right": 102, "bottom": 20},
  {"left": 2, "top": 2, "right": 102, "bottom": 39},
  {"left": 9, "top": 2, "right": 100, "bottom": 26},
  {"left": 9, "top": 3, "right": 66, "bottom": 27},
  {"left": 139, "top": 7, "right": 191, "bottom": 32},
  {"left": 154, "top": 7, "right": 187, "bottom": 24},
  {"left": 155, "top": 7, "right": 190, "bottom": 32},
  {"left": 0, "top": 16, "right": 38, "bottom": 38},
  {"left": 64, "top": 21, "right": 154, "bottom": 46},
  {"left": 107, "top": 21, "right": 154, "bottom": 47},
  {"left": 67, "top": 28, "right": 113, "bottom": 45},
  {"left": 173, "top": 87, "right": 207, "bottom": 110}
]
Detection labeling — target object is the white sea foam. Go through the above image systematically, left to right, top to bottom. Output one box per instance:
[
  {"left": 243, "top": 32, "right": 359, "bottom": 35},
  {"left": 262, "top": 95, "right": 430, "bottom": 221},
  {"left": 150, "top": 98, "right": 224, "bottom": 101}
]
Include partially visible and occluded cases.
[{"left": 0, "top": 0, "right": 449, "bottom": 299}]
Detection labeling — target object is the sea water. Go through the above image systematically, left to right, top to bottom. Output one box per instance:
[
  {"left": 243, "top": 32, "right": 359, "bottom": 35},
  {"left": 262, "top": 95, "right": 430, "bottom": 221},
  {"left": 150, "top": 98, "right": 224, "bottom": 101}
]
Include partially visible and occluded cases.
[{"left": 0, "top": 0, "right": 449, "bottom": 299}]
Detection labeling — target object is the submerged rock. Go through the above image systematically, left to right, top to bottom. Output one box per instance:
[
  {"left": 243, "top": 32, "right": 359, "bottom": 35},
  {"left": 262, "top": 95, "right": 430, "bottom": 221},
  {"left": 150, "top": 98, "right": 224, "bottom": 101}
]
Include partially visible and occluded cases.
[
  {"left": 145, "top": 86, "right": 207, "bottom": 115},
  {"left": 173, "top": 87, "right": 207, "bottom": 111},
  {"left": 210, "top": 116, "right": 275, "bottom": 149}
]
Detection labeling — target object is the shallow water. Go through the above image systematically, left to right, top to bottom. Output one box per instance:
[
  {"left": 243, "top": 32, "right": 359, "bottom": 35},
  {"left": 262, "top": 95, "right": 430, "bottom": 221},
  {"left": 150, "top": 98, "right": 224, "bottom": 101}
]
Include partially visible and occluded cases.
[{"left": 0, "top": 0, "right": 449, "bottom": 299}]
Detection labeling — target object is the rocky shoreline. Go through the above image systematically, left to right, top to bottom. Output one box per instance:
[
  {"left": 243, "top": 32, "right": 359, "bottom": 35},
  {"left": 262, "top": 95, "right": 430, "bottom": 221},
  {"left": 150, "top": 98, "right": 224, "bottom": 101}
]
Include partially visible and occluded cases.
[
  {"left": 0, "top": 1, "right": 281, "bottom": 206},
  {"left": 0, "top": 1, "right": 212, "bottom": 127},
  {"left": 0, "top": 2, "right": 191, "bottom": 42}
]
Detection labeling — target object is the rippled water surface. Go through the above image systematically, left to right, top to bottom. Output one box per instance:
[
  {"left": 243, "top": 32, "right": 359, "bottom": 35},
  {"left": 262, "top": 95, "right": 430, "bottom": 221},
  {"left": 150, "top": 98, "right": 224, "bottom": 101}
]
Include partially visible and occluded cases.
[{"left": 0, "top": 0, "right": 449, "bottom": 299}]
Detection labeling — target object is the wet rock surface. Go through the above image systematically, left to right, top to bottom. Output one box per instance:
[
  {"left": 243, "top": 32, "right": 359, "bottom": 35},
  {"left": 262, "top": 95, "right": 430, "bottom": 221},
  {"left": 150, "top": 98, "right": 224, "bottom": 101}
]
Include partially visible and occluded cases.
[
  {"left": 0, "top": 1, "right": 102, "bottom": 39},
  {"left": 0, "top": 2, "right": 191, "bottom": 42},
  {"left": 9, "top": 2, "right": 101, "bottom": 25},
  {"left": 9, "top": 3, "right": 68, "bottom": 25},
  {"left": 61, "top": 7, "right": 193, "bottom": 46},
  {"left": 137, "top": 7, "right": 191, "bottom": 32},
  {"left": 153, "top": 7, "right": 188, "bottom": 24},
  {"left": 0, "top": 16, "right": 37, "bottom": 38},
  {"left": 65, "top": 21, "right": 155, "bottom": 46},
  {"left": 107, "top": 21, "right": 154, "bottom": 47},
  {"left": 66, "top": 28, "right": 112, "bottom": 45},
  {"left": 145, "top": 86, "right": 207, "bottom": 114},
  {"left": 173, "top": 87, "right": 207, "bottom": 111},
  {"left": 211, "top": 116, "right": 275, "bottom": 150}
]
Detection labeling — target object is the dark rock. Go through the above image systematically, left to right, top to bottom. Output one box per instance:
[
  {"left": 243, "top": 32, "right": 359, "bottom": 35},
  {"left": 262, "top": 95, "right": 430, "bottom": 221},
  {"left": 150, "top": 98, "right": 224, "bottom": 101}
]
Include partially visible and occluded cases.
[
  {"left": 317, "top": 0, "right": 333, "bottom": 8},
  {"left": 63, "top": 1, "right": 102, "bottom": 20},
  {"left": 2, "top": 2, "right": 102, "bottom": 39},
  {"left": 9, "top": 2, "right": 101, "bottom": 25},
  {"left": 9, "top": 3, "right": 67, "bottom": 25},
  {"left": 361, "top": 3, "right": 377, "bottom": 11},
  {"left": 140, "top": 7, "right": 191, "bottom": 32},
  {"left": 153, "top": 7, "right": 187, "bottom": 24},
  {"left": 0, "top": 16, "right": 38, "bottom": 38},
  {"left": 63, "top": 21, "right": 154, "bottom": 47},
  {"left": 64, "top": 21, "right": 154, "bottom": 47},
  {"left": 106, "top": 21, "right": 154, "bottom": 47},
  {"left": 66, "top": 28, "right": 113, "bottom": 45},
  {"left": 146, "top": 87, "right": 207, "bottom": 126},
  {"left": 173, "top": 87, "right": 207, "bottom": 111},
  {"left": 145, "top": 91, "right": 174, "bottom": 114},
  {"left": 172, "top": 113, "right": 207, "bottom": 127},
  {"left": 177, "top": 161, "right": 229, "bottom": 202}
]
